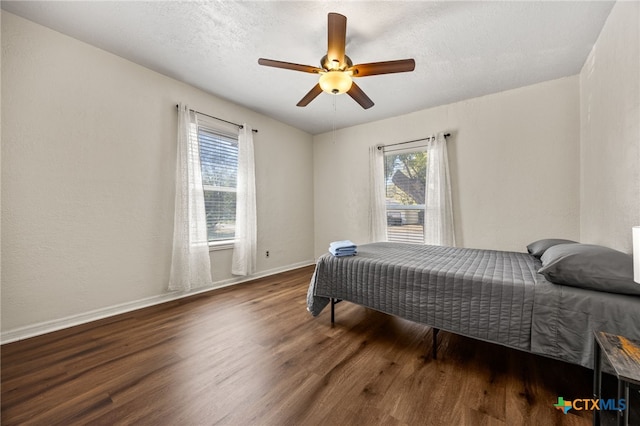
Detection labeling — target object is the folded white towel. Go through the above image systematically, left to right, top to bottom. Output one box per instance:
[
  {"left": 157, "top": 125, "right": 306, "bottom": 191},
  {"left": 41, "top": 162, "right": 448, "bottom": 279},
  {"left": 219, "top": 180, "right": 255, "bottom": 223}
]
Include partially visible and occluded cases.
[
  {"left": 329, "top": 240, "right": 357, "bottom": 250},
  {"left": 329, "top": 240, "right": 357, "bottom": 257}
]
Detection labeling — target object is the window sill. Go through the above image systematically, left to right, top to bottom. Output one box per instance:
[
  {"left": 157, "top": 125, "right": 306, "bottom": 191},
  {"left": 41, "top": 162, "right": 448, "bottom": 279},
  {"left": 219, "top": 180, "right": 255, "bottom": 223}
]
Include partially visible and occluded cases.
[{"left": 209, "top": 240, "right": 235, "bottom": 251}]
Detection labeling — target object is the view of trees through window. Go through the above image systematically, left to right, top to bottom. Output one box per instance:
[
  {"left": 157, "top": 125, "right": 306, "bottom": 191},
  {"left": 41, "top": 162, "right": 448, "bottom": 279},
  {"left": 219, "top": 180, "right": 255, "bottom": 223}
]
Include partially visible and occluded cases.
[
  {"left": 198, "top": 127, "right": 238, "bottom": 242},
  {"left": 384, "top": 150, "right": 427, "bottom": 243}
]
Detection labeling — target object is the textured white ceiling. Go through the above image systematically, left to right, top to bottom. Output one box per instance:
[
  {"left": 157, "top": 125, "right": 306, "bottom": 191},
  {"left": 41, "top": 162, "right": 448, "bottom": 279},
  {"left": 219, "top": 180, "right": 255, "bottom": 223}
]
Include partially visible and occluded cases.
[{"left": 2, "top": 1, "right": 614, "bottom": 135}]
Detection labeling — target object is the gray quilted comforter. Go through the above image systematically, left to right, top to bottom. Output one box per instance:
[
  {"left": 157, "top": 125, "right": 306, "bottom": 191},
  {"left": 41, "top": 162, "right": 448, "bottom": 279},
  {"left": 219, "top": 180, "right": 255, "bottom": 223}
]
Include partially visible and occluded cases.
[{"left": 307, "top": 242, "right": 640, "bottom": 368}]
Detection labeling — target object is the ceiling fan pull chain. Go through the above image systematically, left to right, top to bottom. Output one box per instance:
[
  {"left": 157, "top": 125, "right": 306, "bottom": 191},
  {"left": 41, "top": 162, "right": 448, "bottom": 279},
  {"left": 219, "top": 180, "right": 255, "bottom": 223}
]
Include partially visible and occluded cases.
[{"left": 332, "top": 96, "right": 337, "bottom": 144}]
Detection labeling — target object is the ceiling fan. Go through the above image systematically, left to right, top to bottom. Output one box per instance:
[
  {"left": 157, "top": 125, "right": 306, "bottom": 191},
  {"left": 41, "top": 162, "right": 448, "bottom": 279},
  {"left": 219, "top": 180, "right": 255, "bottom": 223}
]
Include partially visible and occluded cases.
[{"left": 258, "top": 12, "right": 415, "bottom": 109}]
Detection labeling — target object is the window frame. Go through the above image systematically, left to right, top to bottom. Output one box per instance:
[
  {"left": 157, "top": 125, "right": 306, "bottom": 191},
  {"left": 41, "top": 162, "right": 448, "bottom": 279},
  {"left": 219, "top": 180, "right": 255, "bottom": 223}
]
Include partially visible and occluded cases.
[
  {"left": 195, "top": 118, "right": 239, "bottom": 251},
  {"left": 383, "top": 145, "right": 428, "bottom": 244}
]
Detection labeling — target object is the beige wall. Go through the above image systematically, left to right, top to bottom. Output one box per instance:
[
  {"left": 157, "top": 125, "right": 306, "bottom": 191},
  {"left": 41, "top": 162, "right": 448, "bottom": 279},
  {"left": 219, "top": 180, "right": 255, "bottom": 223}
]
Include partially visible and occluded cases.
[
  {"left": 579, "top": 1, "right": 640, "bottom": 253},
  {"left": 1, "top": 12, "right": 315, "bottom": 335},
  {"left": 313, "top": 76, "right": 581, "bottom": 257}
]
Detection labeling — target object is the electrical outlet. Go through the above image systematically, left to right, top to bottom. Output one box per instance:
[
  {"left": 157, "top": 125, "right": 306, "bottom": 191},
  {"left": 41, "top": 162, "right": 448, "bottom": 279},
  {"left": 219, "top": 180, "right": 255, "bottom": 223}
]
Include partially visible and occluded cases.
[{"left": 266, "top": 250, "right": 270, "bottom": 258}]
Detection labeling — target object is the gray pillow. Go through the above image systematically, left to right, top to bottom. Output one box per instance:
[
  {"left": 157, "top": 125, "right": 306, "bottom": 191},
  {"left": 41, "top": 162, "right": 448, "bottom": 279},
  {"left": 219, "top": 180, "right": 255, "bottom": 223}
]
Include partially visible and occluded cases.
[
  {"left": 527, "top": 238, "right": 577, "bottom": 258},
  {"left": 538, "top": 243, "right": 640, "bottom": 296}
]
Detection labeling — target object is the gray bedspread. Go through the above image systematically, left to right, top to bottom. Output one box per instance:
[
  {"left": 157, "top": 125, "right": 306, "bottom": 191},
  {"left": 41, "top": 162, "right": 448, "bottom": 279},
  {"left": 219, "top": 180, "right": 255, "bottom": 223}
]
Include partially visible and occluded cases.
[
  {"left": 307, "top": 242, "right": 640, "bottom": 368},
  {"left": 308, "top": 242, "right": 539, "bottom": 352}
]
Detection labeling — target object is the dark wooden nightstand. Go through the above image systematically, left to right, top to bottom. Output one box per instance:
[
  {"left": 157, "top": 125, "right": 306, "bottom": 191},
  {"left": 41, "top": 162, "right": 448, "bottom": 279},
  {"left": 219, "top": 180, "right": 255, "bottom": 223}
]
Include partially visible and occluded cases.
[{"left": 593, "top": 331, "right": 640, "bottom": 426}]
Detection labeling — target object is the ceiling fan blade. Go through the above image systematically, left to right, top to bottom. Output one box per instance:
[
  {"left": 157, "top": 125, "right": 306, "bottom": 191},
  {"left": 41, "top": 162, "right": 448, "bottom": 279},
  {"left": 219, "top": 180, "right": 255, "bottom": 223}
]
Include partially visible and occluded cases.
[
  {"left": 327, "top": 13, "right": 347, "bottom": 67},
  {"left": 258, "top": 58, "right": 322, "bottom": 74},
  {"left": 350, "top": 59, "right": 416, "bottom": 77},
  {"left": 347, "top": 82, "right": 374, "bottom": 109},
  {"left": 297, "top": 84, "right": 323, "bottom": 107}
]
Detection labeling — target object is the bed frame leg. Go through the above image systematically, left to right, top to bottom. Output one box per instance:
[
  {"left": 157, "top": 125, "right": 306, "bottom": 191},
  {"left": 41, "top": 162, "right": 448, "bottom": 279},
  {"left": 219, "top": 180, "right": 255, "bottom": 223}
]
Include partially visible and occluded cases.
[
  {"left": 330, "top": 298, "right": 342, "bottom": 324},
  {"left": 432, "top": 328, "right": 440, "bottom": 359}
]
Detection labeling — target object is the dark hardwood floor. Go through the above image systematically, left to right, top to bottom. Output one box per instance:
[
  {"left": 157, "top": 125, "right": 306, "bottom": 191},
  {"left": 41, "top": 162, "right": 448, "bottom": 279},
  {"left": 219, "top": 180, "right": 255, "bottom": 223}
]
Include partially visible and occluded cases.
[{"left": 1, "top": 266, "right": 636, "bottom": 425}]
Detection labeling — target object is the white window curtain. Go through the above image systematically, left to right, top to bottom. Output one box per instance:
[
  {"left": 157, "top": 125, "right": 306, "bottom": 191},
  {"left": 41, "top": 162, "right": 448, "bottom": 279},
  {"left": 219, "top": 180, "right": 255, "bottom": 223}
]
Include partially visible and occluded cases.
[
  {"left": 169, "top": 104, "right": 213, "bottom": 291},
  {"left": 231, "top": 125, "right": 257, "bottom": 276},
  {"left": 424, "top": 132, "right": 456, "bottom": 246},
  {"left": 369, "top": 145, "right": 388, "bottom": 242}
]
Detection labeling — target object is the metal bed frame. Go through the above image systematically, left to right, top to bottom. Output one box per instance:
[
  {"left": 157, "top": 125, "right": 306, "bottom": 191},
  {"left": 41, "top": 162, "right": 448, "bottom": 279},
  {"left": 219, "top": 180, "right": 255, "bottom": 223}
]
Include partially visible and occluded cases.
[{"left": 330, "top": 298, "right": 441, "bottom": 359}]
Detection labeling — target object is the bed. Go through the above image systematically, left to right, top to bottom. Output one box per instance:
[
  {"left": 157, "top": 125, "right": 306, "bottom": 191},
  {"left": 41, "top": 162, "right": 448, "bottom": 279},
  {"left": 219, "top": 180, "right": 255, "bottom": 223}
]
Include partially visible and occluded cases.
[{"left": 307, "top": 242, "right": 640, "bottom": 368}]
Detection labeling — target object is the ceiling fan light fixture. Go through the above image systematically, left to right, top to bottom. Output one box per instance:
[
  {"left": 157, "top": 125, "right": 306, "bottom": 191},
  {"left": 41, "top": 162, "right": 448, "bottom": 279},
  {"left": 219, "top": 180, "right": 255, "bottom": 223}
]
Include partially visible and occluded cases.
[{"left": 319, "top": 71, "right": 352, "bottom": 95}]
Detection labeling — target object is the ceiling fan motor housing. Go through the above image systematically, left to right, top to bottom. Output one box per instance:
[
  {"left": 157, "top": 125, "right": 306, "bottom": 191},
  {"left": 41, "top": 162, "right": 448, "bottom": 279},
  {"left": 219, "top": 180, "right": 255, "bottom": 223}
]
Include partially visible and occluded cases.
[{"left": 321, "top": 54, "right": 353, "bottom": 71}]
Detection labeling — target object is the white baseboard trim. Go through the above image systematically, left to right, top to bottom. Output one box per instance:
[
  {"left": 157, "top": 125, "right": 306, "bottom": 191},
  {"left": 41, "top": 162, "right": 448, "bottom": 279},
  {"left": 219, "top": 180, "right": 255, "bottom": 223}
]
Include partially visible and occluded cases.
[{"left": 1, "top": 260, "right": 316, "bottom": 345}]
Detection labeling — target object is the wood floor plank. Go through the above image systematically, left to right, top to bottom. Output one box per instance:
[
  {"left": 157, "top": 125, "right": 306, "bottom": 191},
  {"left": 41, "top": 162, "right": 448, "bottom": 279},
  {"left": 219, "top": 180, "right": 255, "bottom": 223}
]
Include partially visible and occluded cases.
[{"left": 3, "top": 265, "right": 634, "bottom": 425}]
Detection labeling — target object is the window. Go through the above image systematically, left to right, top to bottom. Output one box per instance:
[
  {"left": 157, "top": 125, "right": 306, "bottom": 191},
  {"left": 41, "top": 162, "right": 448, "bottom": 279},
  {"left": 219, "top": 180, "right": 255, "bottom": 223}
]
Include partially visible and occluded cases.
[
  {"left": 198, "top": 125, "right": 238, "bottom": 244},
  {"left": 384, "top": 149, "right": 427, "bottom": 244}
]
